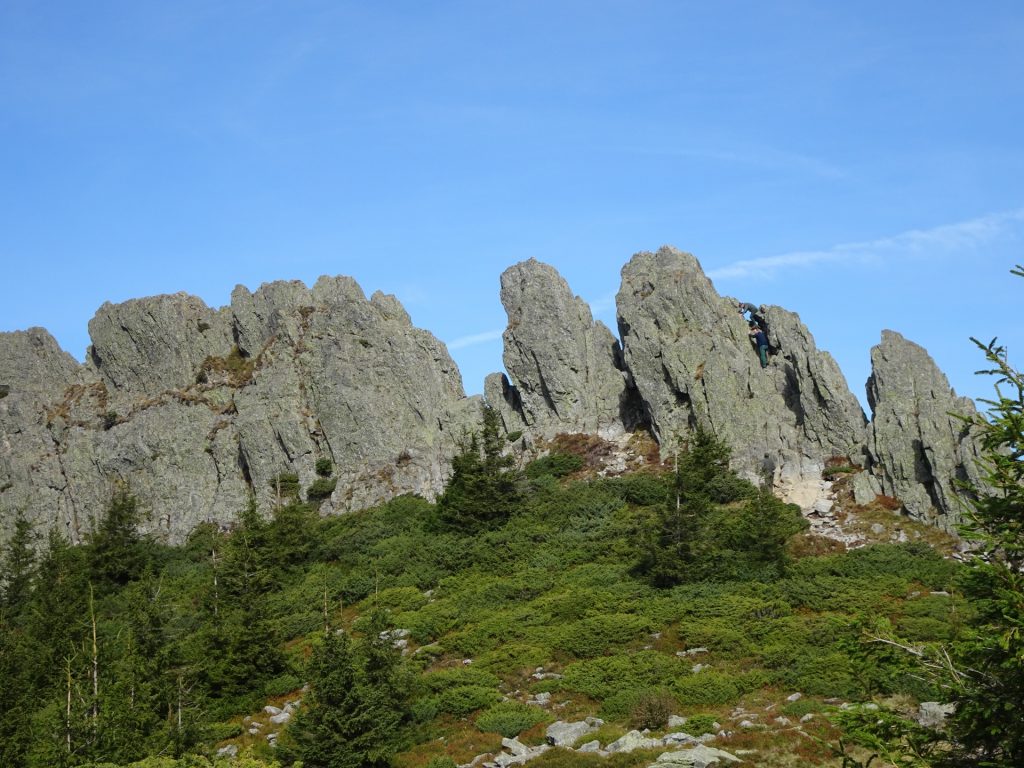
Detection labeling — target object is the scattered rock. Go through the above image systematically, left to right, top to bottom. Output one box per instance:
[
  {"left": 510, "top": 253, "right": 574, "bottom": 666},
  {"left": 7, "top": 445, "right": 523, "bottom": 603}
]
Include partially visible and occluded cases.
[
  {"left": 918, "top": 702, "right": 955, "bottom": 728},
  {"left": 546, "top": 720, "right": 598, "bottom": 747},
  {"left": 606, "top": 730, "right": 664, "bottom": 753},
  {"left": 650, "top": 743, "right": 741, "bottom": 766}
]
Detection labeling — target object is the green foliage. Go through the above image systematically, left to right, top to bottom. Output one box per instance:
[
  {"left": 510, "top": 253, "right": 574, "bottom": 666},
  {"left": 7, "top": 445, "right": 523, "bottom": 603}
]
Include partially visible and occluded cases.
[
  {"left": 944, "top": 325, "right": 1024, "bottom": 766},
  {"left": 438, "top": 405, "right": 523, "bottom": 531},
  {"left": 639, "top": 429, "right": 803, "bottom": 587},
  {"left": 525, "top": 452, "right": 585, "bottom": 479},
  {"left": 315, "top": 457, "right": 333, "bottom": 477},
  {"left": 269, "top": 472, "right": 300, "bottom": 502},
  {"left": 306, "top": 477, "right": 337, "bottom": 502},
  {"left": 89, "top": 491, "right": 149, "bottom": 588},
  {"left": 1, "top": 510, "right": 36, "bottom": 615},
  {"left": 286, "top": 611, "right": 412, "bottom": 768},
  {"left": 551, "top": 614, "right": 653, "bottom": 658},
  {"left": 561, "top": 651, "right": 685, "bottom": 701},
  {"left": 672, "top": 671, "right": 744, "bottom": 706},
  {"left": 433, "top": 685, "right": 501, "bottom": 717},
  {"left": 475, "top": 701, "right": 550, "bottom": 737},
  {"left": 829, "top": 705, "right": 941, "bottom": 768},
  {"left": 681, "top": 714, "right": 717, "bottom": 736}
]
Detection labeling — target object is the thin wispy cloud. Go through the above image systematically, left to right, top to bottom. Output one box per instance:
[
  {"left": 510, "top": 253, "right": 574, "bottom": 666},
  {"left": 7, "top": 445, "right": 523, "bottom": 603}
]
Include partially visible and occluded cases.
[
  {"left": 708, "top": 208, "right": 1024, "bottom": 281},
  {"left": 447, "top": 329, "right": 504, "bottom": 350}
]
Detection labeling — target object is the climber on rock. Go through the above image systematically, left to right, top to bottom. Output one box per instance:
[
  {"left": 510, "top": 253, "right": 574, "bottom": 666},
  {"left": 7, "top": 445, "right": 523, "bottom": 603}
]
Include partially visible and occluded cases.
[
  {"left": 738, "top": 301, "right": 767, "bottom": 333},
  {"left": 749, "top": 324, "right": 769, "bottom": 369}
]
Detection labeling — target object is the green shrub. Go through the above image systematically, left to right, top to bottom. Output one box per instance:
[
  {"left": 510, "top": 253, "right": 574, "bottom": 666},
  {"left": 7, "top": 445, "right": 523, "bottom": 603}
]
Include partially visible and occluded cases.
[
  {"left": 526, "top": 452, "right": 585, "bottom": 479},
  {"left": 315, "top": 457, "right": 333, "bottom": 477},
  {"left": 269, "top": 471, "right": 300, "bottom": 500},
  {"left": 599, "top": 473, "right": 672, "bottom": 506},
  {"left": 307, "top": 476, "right": 337, "bottom": 501},
  {"left": 374, "top": 585, "right": 430, "bottom": 613},
  {"left": 552, "top": 613, "right": 653, "bottom": 658},
  {"left": 475, "top": 643, "right": 549, "bottom": 674},
  {"left": 562, "top": 651, "right": 685, "bottom": 701},
  {"left": 422, "top": 667, "right": 502, "bottom": 693},
  {"left": 673, "top": 671, "right": 742, "bottom": 706},
  {"left": 263, "top": 672, "right": 302, "bottom": 697},
  {"left": 435, "top": 685, "right": 501, "bottom": 716},
  {"left": 476, "top": 701, "right": 550, "bottom": 737},
  {"left": 680, "top": 714, "right": 717, "bottom": 735},
  {"left": 200, "top": 720, "right": 243, "bottom": 741}
]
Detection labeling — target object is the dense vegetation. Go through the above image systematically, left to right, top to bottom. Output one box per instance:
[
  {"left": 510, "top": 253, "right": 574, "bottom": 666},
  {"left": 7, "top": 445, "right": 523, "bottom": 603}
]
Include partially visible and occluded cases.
[{"left": 0, "top": 397, "right": 1006, "bottom": 768}]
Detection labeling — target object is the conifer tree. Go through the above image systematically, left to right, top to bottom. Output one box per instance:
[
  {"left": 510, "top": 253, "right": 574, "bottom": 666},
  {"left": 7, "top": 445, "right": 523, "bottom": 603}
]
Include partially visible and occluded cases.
[
  {"left": 945, "top": 318, "right": 1024, "bottom": 766},
  {"left": 438, "top": 405, "right": 522, "bottom": 531},
  {"left": 89, "top": 491, "right": 147, "bottom": 589},
  {"left": 1, "top": 511, "right": 37, "bottom": 618},
  {"left": 288, "top": 610, "right": 411, "bottom": 768}
]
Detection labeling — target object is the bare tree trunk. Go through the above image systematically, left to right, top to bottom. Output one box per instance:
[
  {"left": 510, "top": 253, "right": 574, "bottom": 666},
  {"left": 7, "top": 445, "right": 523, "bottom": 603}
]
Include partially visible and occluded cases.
[
  {"left": 211, "top": 547, "right": 219, "bottom": 618},
  {"left": 90, "top": 583, "right": 99, "bottom": 724},
  {"left": 65, "top": 653, "right": 74, "bottom": 754}
]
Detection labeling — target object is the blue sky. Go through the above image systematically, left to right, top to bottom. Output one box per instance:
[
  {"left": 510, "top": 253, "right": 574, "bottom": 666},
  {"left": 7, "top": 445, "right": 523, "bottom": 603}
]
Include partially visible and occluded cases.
[{"left": 2, "top": 1, "right": 1023, "bottom": 413}]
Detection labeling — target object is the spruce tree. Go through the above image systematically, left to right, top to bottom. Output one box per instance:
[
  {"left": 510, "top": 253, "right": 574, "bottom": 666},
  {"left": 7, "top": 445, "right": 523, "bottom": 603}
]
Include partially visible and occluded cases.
[
  {"left": 945, "top": 320, "right": 1024, "bottom": 766},
  {"left": 438, "top": 405, "right": 522, "bottom": 531},
  {"left": 288, "top": 611, "right": 411, "bottom": 768}
]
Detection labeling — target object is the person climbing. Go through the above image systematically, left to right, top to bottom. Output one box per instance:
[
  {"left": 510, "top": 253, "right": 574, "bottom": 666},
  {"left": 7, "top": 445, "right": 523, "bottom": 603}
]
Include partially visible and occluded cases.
[
  {"left": 738, "top": 301, "right": 767, "bottom": 333},
  {"left": 749, "top": 324, "right": 769, "bottom": 369}
]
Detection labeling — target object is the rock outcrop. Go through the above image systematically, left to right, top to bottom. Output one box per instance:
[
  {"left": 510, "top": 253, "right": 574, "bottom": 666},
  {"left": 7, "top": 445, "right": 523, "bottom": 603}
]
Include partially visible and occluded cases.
[
  {"left": 615, "top": 247, "right": 867, "bottom": 501},
  {"left": 0, "top": 249, "right": 986, "bottom": 545},
  {"left": 488, "top": 259, "right": 643, "bottom": 440},
  {"left": 1, "top": 279, "right": 479, "bottom": 544},
  {"left": 861, "top": 330, "right": 985, "bottom": 529}
]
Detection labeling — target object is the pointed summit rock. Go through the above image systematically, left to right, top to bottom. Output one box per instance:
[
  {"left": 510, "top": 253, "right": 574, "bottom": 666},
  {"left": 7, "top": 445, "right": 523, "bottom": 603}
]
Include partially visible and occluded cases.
[
  {"left": 616, "top": 246, "right": 866, "bottom": 501},
  {"left": 489, "top": 258, "right": 642, "bottom": 439},
  {"left": 862, "top": 330, "right": 985, "bottom": 529}
]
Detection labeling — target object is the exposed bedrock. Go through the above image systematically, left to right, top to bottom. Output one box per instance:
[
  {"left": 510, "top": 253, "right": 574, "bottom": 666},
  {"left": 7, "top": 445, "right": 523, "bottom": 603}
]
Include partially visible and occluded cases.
[
  {"left": 615, "top": 246, "right": 868, "bottom": 505},
  {"left": 859, "top": 330, "right": 985, "bottom": 530}
]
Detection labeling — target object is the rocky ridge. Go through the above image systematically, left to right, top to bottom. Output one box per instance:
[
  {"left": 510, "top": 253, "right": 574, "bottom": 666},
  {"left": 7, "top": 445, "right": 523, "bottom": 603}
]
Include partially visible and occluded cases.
[{"left": 0, "top": 247, "right": 984, "bottom": 544}]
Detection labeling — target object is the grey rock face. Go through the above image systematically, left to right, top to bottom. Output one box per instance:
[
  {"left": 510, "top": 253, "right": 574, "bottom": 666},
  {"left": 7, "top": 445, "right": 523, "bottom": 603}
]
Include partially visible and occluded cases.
[
  {"left": 616, "top": 247, "right": 866, "bottom": 495},
  {"left": 0, "top": 250, "right": 987, "bottom": 544},
  {"left": 494, "top": 259, "right": 642, "bottom": 439},
  {"left": 1, "top": 278, "right": 480, "bottom": 545},
  {"left": 87, "top": 293, "right": 232, "bottom": 399},
  {"left": 0, "top": 328, "right": 90, "bottom": 541},
  {"left": 863, "top": 330, "right": 985, "bottom": 528}
]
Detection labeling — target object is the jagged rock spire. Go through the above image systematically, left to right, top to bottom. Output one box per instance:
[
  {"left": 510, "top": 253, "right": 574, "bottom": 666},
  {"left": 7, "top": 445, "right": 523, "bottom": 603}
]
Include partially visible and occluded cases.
[
  {"left": 616, "top": 246, "right": 867, "bottom": 502},
  {"left": 486, "top": 258, "right": 643, "bottom": 439},
  {"left": 860, "top": 330, "right": 985, "bottom": 529}
]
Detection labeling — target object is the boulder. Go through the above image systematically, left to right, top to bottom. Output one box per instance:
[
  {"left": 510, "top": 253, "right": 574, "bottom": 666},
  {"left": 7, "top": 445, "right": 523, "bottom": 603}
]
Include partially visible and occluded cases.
[
  {"left": 917, "top": 701, "right": 955, "bottom": 728},
  {"left": 545, "top": 719, "right": 598, "bottom": 747},
  {"left": 606, "top": 730, "right": 664, "bottom": 753},
  {"left": 651, "top": 744, "right": 741, "bottom": 766}
]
